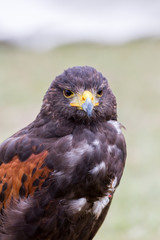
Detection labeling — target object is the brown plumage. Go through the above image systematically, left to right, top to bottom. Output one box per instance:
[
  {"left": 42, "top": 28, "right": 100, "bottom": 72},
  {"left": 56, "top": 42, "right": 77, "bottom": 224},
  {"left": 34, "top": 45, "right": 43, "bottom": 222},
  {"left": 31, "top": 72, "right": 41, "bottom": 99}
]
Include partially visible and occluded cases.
[{"left": 0, "top": 66, "right": 126, "bottom": 240}]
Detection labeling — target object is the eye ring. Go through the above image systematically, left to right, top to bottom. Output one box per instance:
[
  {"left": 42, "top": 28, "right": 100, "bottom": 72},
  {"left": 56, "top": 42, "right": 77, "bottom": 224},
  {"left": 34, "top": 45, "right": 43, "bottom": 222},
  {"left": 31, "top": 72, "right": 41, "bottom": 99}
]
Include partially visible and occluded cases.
[
  {"left": 63, "top": 89, "right": 74, "bottom": 98},
  {"left": 96, "top": 89, "right": 103, "bottom": 97}
]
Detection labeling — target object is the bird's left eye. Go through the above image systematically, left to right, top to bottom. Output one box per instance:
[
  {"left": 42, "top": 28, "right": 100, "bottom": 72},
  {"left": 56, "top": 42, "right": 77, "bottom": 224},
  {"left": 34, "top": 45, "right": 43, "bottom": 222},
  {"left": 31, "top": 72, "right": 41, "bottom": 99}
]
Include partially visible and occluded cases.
[
  {"left": 63, "top": 89, "right": 74, "bottom": 98},
  {"left": 96, "top": 89, "right": 103, "bottom": 97}
]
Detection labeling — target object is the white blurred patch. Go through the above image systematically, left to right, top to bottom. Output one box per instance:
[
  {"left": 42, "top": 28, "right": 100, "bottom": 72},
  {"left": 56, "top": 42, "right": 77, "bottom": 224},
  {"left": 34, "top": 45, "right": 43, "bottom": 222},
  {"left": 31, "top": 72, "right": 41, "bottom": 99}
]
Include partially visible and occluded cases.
[
  {"left": 108, "top": 120, "right": 122, "bottom": 134},
  {"left": 92, "top": 139, "right": 100, "bottom": 146},
  {"left": 65, "top": 140, "right": 93, "bottom": 166},
  {"left": 108, "top": 144, "right": 116, "bottom": 154},
  {"left": 89, "top": 161, "right": 105, "bottom": 175},
  {"left": 53, "top": 170, "right": 64, "bottom": 176},
  {"left": 92, "top": 176, "right": 118, "bottom": 219},
  {"left": 108, "top": 176, "right": 117, "bottom": 193},
  {"left": 112, "top": 176, "right": 117, "bottom": 188},
  {"left": 92, "top": 196, "right": 110, "bottom": 219},
  {"left": 10, "top": 198, "right": 31, "bottom": 217},
  {"left": 68, "top": 198, "right": 87, "bottom": 213},
  {"left": 17, "top": 199, "right": 30, "bottom": 210}
]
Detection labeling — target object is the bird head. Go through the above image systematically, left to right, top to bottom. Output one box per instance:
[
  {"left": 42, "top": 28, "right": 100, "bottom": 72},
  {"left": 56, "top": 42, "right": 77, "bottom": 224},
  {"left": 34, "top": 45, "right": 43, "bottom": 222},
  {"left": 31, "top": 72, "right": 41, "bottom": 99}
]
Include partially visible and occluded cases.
[{"left": 40, "top": 66, "right": 117, "bottom": 123}]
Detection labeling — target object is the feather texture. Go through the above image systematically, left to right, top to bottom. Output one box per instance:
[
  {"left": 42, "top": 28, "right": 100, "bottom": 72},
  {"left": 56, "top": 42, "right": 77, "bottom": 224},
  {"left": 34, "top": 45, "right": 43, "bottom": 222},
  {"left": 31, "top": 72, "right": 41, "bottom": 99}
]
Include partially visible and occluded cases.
[{"left": 0, "top": 66, "right": 126, "bottom": 240}]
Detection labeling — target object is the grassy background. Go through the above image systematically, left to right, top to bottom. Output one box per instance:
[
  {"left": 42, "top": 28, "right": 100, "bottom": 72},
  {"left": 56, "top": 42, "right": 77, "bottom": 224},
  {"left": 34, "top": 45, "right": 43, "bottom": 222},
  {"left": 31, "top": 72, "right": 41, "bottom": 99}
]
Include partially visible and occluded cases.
[{"left": 0, "top": 40, "right": 160, "bottom": 239}]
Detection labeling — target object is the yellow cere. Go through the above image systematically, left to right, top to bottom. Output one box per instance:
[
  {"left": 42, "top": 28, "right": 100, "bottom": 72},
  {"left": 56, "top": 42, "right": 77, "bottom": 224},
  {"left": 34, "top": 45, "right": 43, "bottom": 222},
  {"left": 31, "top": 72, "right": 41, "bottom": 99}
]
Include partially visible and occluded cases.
[{"left": 70, "top": 90, "right": 99, "bottom": 108}]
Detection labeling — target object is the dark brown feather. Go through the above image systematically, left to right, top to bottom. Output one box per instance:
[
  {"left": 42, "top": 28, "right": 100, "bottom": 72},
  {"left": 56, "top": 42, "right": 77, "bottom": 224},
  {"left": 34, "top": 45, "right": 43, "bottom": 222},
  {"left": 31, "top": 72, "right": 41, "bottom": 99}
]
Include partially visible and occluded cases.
[{"left": 0, "top": 66, "right": 126, "bottom": 240}]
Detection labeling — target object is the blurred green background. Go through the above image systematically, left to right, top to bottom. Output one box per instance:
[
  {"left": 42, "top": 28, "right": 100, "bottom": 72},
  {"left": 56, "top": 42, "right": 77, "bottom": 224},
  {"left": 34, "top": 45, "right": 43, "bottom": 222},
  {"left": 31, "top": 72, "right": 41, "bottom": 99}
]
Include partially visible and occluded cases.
[{"left": 0, "top": 40, "right": 160, "bottom": 239}]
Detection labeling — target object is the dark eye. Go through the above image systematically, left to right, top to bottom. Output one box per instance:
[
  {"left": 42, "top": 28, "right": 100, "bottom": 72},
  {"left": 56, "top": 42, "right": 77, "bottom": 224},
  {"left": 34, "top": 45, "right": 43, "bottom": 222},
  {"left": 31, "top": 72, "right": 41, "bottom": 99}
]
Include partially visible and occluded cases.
[
  {"left": 63, "top": 89, "right": 74, "bottom": 98},
  {"left": 96, "top": 89, "right": 103, "bottom": 97}
]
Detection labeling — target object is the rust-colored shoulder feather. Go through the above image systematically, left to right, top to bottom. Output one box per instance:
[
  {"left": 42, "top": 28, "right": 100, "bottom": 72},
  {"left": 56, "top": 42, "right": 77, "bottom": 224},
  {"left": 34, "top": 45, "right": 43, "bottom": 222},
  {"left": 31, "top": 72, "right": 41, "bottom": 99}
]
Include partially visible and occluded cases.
[{"left": 0, "top": 137, "right": 51, "bottom": 210}]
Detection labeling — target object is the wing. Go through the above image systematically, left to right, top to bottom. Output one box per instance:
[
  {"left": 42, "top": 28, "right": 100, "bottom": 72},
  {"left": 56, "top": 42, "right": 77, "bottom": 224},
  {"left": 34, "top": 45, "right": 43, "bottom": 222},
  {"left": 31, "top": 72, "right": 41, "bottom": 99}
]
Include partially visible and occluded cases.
[
  {"left": 88, "top": 121, "right": 127, "bottom": 239},
  {"left": 0, "top": 135, "right": 52, "bottom": 210}
]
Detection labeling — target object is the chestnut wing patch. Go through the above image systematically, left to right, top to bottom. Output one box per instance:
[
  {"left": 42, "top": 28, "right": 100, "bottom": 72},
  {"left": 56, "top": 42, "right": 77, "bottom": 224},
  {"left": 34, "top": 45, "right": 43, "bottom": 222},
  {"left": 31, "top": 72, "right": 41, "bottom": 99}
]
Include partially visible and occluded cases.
[{"left": 0, "top": 150, "right": 51, "bottom": 210}]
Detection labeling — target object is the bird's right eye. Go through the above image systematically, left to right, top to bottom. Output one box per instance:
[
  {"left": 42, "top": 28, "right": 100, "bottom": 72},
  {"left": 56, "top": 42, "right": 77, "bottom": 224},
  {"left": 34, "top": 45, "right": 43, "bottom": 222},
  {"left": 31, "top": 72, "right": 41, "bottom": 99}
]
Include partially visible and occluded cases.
[{"left": 63, "top": 89, "right": 74, "bottom": 98}]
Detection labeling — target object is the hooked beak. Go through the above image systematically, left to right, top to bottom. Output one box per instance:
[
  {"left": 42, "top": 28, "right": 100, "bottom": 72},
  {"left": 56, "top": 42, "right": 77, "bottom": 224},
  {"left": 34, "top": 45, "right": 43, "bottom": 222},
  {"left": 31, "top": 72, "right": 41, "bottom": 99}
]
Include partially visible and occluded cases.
[
  {"left": 70, "top": 90, "right": 99, "bottom": 117},
  {"left": 82, "top": 97, "right": 93, "bottom": 117}
]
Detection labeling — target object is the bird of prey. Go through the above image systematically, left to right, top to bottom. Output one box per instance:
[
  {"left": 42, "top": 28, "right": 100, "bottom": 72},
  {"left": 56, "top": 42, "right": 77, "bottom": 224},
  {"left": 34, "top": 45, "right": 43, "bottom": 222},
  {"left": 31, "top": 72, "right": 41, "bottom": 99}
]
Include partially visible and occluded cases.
[{"left": 0, "top": 66, "right": 126, "bottom": 240}]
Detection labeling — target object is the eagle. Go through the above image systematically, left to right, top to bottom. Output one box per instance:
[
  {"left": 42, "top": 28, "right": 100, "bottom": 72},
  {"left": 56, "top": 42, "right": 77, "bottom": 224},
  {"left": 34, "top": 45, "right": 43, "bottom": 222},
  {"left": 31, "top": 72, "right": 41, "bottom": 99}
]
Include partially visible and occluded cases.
[{"left": 0, "top": 66, "right": 126, "bottom": 240}]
